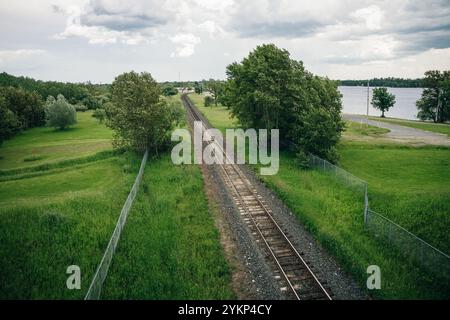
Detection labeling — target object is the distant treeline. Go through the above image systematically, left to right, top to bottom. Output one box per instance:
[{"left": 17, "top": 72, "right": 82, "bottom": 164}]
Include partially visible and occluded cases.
[
  {"left": 0, "top": 72, "right": 110, "bottom": 109},
  {"left": 339, "top": 77, "right": 423, "bottom": 88}
]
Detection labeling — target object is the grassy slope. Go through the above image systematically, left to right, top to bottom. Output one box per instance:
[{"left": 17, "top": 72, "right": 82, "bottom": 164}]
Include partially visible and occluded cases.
[
  {"left": 189, "top": 93, "right": 450, "bottom": 299},
  {"left": 0, "top": 94, "right": 233, "bottom": 299},
  {"left": 0, "top": 111, "right": 112, "bottom": 169},
  {"left": 0, "top": 113, "right": 136, "bottom": 299},
  {"left": 368, "top": 116, "right": 450, "bottom": 137},
  {"left": 339, "top": 144, "right": 450, "bottom": 253},
  {"left": 102, "top": 155, "right": 234, "bottom": 299}
]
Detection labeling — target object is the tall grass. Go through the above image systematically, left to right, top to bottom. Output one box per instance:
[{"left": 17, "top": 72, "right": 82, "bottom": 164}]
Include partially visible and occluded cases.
[{"left": 102, "top": 154, "right": 234, "bottom": 299}]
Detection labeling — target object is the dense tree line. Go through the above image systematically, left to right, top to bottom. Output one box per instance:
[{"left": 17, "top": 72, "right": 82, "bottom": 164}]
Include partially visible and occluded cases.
[
  {"left": 221, "top": 44, "right": 344, "bottom": 164},
  {"left": 0, "top": 72, "right": 108, "bottom": 109},
  {"left": 340, "top": 77, "right": 423, "bottom": 88},
  {"left": 0, "top": 87, "right": 45, "bottom": 145}
]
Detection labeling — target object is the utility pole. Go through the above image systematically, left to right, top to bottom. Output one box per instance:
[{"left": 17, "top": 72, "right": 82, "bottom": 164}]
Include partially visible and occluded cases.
[
  {"left": 366, "top": 79, "right": 370, "bottom": 125},
  {"left": 436, "top": 88, "right": 440, "bottom": 123}
]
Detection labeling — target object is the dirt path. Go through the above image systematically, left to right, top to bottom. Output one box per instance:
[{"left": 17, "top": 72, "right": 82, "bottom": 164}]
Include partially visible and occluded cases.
[{"left": 343, "top": 114, "right": 450, "bottom": 146}]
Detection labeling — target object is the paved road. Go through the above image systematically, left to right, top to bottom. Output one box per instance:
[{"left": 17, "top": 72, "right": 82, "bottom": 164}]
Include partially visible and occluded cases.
[{"left": 343, "top": 113, "right": 450, "bottom": 146}]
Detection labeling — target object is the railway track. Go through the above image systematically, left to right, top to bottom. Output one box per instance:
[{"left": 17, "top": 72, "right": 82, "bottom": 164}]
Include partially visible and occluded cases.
[{"left": 181, "top": 94, "right": 332, "bottom": 300}]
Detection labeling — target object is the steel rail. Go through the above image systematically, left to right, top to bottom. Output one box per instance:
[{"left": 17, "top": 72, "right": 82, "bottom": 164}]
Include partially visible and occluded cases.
[{"left": 181, "top": 94, "right": 332, "bottom": 300}]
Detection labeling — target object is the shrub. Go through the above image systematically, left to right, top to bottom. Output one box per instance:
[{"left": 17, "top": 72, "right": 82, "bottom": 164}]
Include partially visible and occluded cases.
[
  {"left": 162, "top": 85, "right": 178, "bottom": 96},
  {"left": 45, "top": 95, "right": 77, "bottom": 130},
  {"left": 204, "top": 95, "right": 214, "bottom": 107},
  {"left": 75, "top": 104, "right": 88, "bottom": 112},
  {"left": 93, "top": 108, "right": 106, "bottom": 123}
]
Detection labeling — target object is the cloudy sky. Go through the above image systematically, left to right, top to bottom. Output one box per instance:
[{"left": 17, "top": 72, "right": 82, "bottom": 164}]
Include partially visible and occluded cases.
[{"left": 1, "top": 0, "right": 449, "bottom": 83}]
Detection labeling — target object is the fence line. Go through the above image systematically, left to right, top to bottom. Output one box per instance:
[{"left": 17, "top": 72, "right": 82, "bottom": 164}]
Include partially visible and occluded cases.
[
  {"left": 84, "top": 150, "right": 149, "bottom": 300},
  {"left": 307, "top": 153, "right": 450, "bottom": 281}
]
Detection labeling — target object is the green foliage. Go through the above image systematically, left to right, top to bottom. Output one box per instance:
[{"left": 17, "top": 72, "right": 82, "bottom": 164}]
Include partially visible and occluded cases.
[
  {"left": 224, "top": 44, "right": 344, "bottom": 163},
  {"left": 417, "top": 70, "right": 450, "bottom": 123},
  {"left": 106, "top": 71, "right": 183, "bottom": 153},
  {"left": 0, "top": 72, "right": 105, "bottom": 110},
  {"left": 340, "top": 77, "right": 423, "bottom": 88},
  {"left": 204, "top": 79, "right": 224, "bottom": 106},
  {"left": 194, "top": 81, "right": 203, "bottom": 94},
  {"left": 161, "top": 84, "right": 178, "bottom": 96},
  {"left": 0, "top": 86, "right": 45, "bottom": 130},
  {"left": 371, "top": 87, "right": 396, "bottom": 117},
  {"left": 45, "top": 95, "right": 77, "bottom": 130},
  {"left": 204, "top": 95, "right": 214, "bottom": 107},
  {"left": 0, "top": 97, "right": 20, "bottom": 145},
  {"left": 75, "top": 104, "right": 88, "bottom": 112},
  {"left": 93, "top": 108, "right": 106, "bottom": 123}
]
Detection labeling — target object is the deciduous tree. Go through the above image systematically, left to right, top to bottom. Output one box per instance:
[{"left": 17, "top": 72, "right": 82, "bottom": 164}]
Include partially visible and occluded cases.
[
  {"left": 106, "top": 71, "right": 183, "bottom": 153},
  {"left": 371, "top": 87, "right": 396, "bottom": 118}
]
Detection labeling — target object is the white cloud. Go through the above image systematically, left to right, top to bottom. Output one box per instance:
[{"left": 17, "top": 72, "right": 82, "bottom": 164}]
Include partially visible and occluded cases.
[
  {"left": 351, "top": 5, "right": 384, "bottom": 31},
  {"left": 198, "top": 20, "right": 225, "bottom": 38},
  {"left": 169, "top": 33, "right": 201, "bottom": 57},
  {"left": 0, "top": 49, "right": 46, "bottom": 64}
]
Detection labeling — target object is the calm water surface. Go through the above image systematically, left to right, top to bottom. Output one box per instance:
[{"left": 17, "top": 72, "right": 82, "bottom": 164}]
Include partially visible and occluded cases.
[{"left": 339, "top": 86, "right": 423, "bottom": 120}]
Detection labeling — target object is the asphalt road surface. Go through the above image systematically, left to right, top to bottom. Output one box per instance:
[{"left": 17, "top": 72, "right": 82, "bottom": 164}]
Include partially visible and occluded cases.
[{"left": 343, "top": 114, "right": 450, "bottom": 146}]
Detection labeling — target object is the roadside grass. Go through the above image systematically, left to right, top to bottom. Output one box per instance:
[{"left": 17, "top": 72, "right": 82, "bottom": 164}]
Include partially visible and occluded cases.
[
  {"left": 187, "top": 94, "right": 450, "bottom": 299},
  {"left": 0, "top": 111, "right": 112, "bottom": 169},
  {"left": 368, "top": 116, "right": 450, "bottom": 138},
  {"left": 344, "top": 121, "right": 390, "bottom": 137},
  {"left": 102, "top": 153, "right": 234, "bottom": 299}
]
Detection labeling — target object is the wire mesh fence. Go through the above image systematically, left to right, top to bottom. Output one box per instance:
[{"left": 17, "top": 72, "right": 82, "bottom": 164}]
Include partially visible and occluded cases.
[
  {"left": 85, "top": 150, "right": 149, "bottom": 300},
  {"left": 307, "top": 153, "right": 450, "bottom": 282}
]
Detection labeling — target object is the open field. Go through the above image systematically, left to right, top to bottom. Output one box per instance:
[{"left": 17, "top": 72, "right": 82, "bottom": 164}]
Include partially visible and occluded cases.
[
  {"left": 188, "top": 93, "right": 450, "bottom": 299},
  {"left": 0, "top": 95, "right": 233, "bottom": 299},
  {"left": 0, "top": 111, "right": 112, "bottom": 170},
  {"left": 369, "top": 116, "right": 450, "bottom": 138},
  {"left": 102, "top": 154, "right": 234, "bottom": 299}
]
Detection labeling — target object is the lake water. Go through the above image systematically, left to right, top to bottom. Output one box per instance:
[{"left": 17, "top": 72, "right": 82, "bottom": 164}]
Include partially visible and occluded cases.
[{"left": 339, "top": 86, "right": 423, "bottom": 120}]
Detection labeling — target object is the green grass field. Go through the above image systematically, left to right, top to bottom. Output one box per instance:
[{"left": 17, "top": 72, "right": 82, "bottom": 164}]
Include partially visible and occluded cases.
[
  {"left": 188, "top": 93, "right": 450, "bottom": 299},
  {"left": 0, "top": 98, "right": 233, "bottom": 299},
  {"left": 0, "top": 111, "right": 112, "bottom": 170},
  {"left": 368, "top": 116, "right": 450, "bottom": 137},
  {"left": 102, "top": 154, "right": 234, "bottom": 299}
]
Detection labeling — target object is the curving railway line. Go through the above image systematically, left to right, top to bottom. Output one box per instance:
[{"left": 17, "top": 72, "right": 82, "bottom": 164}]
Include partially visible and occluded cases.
[{"left": 181, "top": 94, "right": 332, "bottom": 300}]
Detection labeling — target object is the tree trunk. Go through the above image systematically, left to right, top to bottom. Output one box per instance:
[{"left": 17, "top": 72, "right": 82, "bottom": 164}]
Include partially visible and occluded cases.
[{"left": 381, "top": 111, "right": 385, "bottom": 118}]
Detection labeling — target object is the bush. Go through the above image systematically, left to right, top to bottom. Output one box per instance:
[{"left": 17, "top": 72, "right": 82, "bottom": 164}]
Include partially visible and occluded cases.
[
  {"left": 162, "top": 85, "right": 178, "bottom": 96},
  {"left": 45, "top": 95, "right": 77, "bottom": 130},
  {"left": 204, "top": 96, "right": 214, "bottom": 107},
  {"left": 75, "top": 104, "right": 88, "bottom": 112},
  {"left": 93, "top": 108, "right": 106, "bottom": 123}
]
